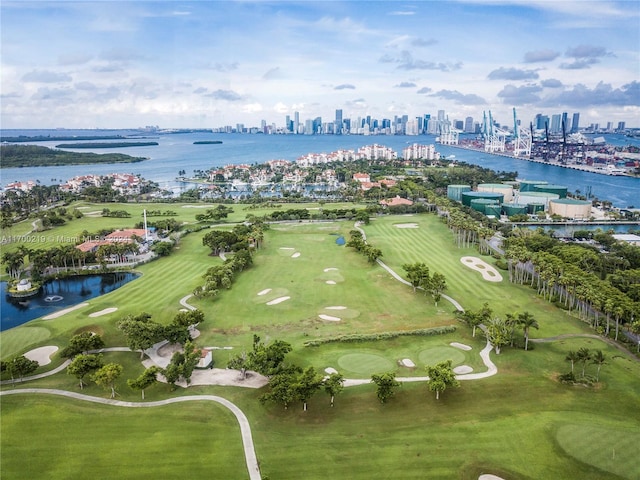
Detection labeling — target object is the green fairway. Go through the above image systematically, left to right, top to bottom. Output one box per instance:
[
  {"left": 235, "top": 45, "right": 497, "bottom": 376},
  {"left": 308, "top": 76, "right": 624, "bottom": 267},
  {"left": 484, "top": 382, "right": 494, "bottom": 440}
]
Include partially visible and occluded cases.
[
  {"left": 2, "top": 210, "right": 639, "bottom": 480},
  {"left": 0, "top": 395, "right": 247, "bottom": 480},
  {"left": 555, "top": 424, "right": 640, "bottom": 479}
]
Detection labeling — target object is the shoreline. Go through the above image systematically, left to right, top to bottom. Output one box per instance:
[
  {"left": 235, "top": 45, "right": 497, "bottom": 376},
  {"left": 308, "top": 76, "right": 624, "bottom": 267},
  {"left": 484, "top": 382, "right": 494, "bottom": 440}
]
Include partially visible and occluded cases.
[{"left": 443, "top": 143, "right": 638, "bottom": 178}]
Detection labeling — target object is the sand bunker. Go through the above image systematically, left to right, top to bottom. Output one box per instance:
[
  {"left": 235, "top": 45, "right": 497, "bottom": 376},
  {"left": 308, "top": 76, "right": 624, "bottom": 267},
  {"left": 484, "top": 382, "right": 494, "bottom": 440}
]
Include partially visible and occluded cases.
[
  {"left": 181, "top": 205, "right": 210, "bottom": 208},
  {"left": 395, "top": 223, "right": 419, "bottom": 228},
  {"left": 279, "top": 247, "right": 295, "bottom": 250},
  {"left": 291, "top": 252, "right": 301, "bottom": 258},
  {"left": 460, "top": 256, "right": 503, "bottom": 282},
  {"left": 324, "top": 267, "right": 338, "bottom": 272},
  {"left": 326, "top": 280, "right": 336, "bottom": 285},
  {"left": 257, "top": 288, "right": 272, "bottom": 296},
  {"left": 267, "top": 296, "right": 290, "bottom": 305},
  {"left": 42, "top": 303, "right": 89, "bottom": 320},
  {"left": 326, "top": 306, "right": 347, "bottom": 310},
  {"left": 89, "top": 307, "right": 118, "bottom": 318},
  {"left": 319, "top": 314, "right": 341, "bottom": 321},
  {"left": 450, "top": 342, "right": 472, "bottom": 351},
  {"left": 24, "top": 346, "right": 58, "bottom": 366},
  {"left": 400, "top": 358, "right": 416, "bottom": 367},
  {"left": 454, "top": 365, "right": 474, "bottom": 374},
  {"left": 325, "top": 367, "right": 338, "bottom": 374},
  {"left": 478, "top": 475, "right": 506, "bottom": 480}
]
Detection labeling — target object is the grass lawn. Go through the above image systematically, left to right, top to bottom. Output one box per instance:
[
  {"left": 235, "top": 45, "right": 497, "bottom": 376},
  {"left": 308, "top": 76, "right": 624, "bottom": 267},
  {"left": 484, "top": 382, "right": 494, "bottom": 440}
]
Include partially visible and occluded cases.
[{"left": 2, "top": 210, "right": 639, "bottom": 480}]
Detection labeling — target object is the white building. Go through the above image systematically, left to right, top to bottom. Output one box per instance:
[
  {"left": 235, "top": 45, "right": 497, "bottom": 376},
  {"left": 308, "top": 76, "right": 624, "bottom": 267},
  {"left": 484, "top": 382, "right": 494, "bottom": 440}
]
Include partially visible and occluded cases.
[{"left": 402, "top": 144, "right": 440, "bottom": 160}]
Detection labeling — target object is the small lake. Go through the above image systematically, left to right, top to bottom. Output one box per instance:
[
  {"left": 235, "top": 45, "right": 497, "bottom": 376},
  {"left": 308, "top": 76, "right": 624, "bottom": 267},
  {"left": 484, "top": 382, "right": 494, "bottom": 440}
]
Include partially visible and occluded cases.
[{"left": 1, "top": 272, "right": 139, "bottom": 331}]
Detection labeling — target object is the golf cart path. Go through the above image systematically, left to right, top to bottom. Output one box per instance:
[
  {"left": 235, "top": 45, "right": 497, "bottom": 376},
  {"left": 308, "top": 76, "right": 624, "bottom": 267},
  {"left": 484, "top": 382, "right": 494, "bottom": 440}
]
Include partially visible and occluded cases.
[
  {"left": 179, "top": 294, "right": 197, "bottom": 311},
  {"left": 0, "top": 388, "right": 261, "bottom": 480}
]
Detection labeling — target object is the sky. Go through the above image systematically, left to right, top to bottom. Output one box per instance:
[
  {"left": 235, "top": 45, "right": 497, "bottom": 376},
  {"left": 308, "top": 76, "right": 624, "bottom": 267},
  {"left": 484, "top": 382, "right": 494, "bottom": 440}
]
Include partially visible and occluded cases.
[{"left": 1, "top": 0, "right": 639, "bottom": 130}]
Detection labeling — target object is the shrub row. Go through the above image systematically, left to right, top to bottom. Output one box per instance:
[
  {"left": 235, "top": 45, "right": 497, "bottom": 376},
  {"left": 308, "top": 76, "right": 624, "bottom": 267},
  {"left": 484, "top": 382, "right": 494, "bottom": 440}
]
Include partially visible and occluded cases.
[{"left": 303, "top": 325, "right": 456, "bottom": 347}]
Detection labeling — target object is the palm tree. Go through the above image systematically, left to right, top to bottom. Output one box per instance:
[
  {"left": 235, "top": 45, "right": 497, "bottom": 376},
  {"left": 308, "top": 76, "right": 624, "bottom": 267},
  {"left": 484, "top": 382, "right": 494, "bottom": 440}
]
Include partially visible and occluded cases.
[
  {"left": 518, "top": 311, "right": 539, "bottom": 351},
  {"left": 505, "top": 313, "right": 518, "bottom": 347},
  {"left": 576, "top": 347, "right": 591, "bottom": 378},
  {"left": 565, "top": 350, "right": 579, "bottom": 374},
  {"left": 591, "top": 350, "right": 606, "bottom": 382}
]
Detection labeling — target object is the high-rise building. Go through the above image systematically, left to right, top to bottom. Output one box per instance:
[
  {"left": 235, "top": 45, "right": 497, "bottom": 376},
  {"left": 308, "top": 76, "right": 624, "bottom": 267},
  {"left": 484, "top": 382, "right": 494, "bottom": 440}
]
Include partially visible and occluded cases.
[
  {"left": 335, "top": 109, "right": 343, "bottom": 135},
  {"left": 294, "top": 111, "right": 300, "bottom": 134},
  {"left": 561, "top": 112, "right": 569, "bottom": 133},
  {"left": 571, "top": 113, "right": 580, "bottom": 133},
  {"left": 550, "top": 114, "right": 561, "bottom": 134},
  {"left": 285, "top": 115, "right": 291, "bottom": 133},
  {"left": 464, "top": 116, "right": 474, "bottom": 133},
  {"left": 617, "top": 121, "right": 626, "bottom": 131}
]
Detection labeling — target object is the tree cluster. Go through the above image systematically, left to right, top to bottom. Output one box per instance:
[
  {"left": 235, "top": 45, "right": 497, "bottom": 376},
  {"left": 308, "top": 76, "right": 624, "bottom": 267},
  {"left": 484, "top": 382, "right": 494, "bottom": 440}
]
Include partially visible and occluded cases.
[
  {"left": 195, "top": 205, "right": 234, "bottom": 222},
  {"left": 346, "top": 229, "right": 382, "bottom": 264},
  {"left": 504, "top": 232, "right": 639, "bottom": 342},
  {"left": 402, "top": 262, "right": 447, "bottom": 306},
  {"left": 117, "top": 310, "right": 204, "bottom": 359},
  {"left": 229, "top": 335, "right": 345, "bottom": 411},
  {"left": 561, "top": 347, "right": 606, "bottom": 384},
  {"left": 1, "top": 355, "right": 39, "bottom": 382}
]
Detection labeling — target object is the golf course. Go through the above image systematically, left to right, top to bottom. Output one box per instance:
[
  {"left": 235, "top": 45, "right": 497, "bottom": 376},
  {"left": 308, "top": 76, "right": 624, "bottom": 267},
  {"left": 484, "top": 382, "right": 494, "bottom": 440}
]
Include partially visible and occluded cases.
[{"left": 1, "top": 203, "right": 639, "bottom": 480}]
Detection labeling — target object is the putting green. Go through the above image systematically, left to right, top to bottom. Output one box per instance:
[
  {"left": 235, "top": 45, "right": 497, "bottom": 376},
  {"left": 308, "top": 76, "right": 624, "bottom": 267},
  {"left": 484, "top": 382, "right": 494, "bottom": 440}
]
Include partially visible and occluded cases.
[
  {"left": 0, "top": 327, "right": 52, "bottom": 358},
  {"left": 418, "top": 346, "right": 466, "bottom": 366},
  {"left": 338, "top": 353, "right": 394, "bottom": 375},
  {"left": 556, "top": 424, "right": 640, "bottom": 479}
]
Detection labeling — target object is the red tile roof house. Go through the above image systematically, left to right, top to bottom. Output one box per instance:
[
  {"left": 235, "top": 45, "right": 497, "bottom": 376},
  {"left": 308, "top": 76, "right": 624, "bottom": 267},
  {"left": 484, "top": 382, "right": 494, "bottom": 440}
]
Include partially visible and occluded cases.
[
  {"left": 353, "top": 173, "right": 371, "bottom": 183},
  {"left": 380, "top": 196, "right": 414, "bottom": 207},
  {"left": 76, "top": 229, "right": 150, "bottom": 253}
]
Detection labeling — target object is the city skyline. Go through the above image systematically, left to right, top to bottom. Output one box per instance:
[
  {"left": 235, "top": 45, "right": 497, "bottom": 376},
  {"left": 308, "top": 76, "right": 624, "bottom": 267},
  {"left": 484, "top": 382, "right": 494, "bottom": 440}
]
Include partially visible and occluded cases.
[
  {"left": 1, "top": 1, "right": 639, "bottom": 129},
  {"left": 215, "top": 107, "right": 624, "bottom": 136}
]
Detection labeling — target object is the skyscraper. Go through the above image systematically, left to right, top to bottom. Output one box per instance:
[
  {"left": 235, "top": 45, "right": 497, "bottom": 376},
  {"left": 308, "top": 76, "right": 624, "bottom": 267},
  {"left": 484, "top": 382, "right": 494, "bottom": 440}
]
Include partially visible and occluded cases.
[
  {"left": 335, "top": 109, "right": 343, "bottom": 135},
  {"left": 294, "top": 111, "right": 300, "bottom": 134},
  {"left": 561, "top": 112, "right": 569, "bottom": 134},
  {"left": 571, "top": 113, "right": 580, "bottom": 133},
  {"left": 464, "top": 116, "right": 474, "bottom": 133}
]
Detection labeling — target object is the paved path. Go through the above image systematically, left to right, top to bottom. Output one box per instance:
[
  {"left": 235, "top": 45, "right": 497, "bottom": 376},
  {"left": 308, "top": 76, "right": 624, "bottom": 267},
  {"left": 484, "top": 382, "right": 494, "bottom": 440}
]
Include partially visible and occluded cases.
[
  {"left": 179, "top": 294, "right": 197, "bottom": 311},
  {"left": 0, "top": 388, "right": 262, "bottom": 480}
]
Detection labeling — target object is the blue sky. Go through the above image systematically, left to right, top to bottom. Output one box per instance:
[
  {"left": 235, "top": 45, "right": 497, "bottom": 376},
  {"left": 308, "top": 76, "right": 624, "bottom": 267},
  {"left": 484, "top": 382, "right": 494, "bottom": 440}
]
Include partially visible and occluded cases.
[{"left": 1, "top": 1, "right": 639, "bottom": 129}]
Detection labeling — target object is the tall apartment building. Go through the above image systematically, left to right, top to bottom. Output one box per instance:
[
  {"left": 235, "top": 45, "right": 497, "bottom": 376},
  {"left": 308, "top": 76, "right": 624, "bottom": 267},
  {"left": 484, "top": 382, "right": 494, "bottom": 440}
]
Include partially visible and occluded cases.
[
  {"left": 335, "top": 109, "right": 343, "bottom": 134},
  {"left": 571, "top": 113, "right": 580, "bottom": 133},
  {"left": 464, "top": 116, "right": 474, "bottom": 133}
]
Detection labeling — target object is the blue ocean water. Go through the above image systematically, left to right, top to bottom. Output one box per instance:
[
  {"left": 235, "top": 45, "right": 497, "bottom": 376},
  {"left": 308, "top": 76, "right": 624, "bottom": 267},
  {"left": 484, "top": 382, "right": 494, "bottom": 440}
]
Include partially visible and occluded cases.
[{"left": 1, "top": 130, "right": 639, "bottom": 207}]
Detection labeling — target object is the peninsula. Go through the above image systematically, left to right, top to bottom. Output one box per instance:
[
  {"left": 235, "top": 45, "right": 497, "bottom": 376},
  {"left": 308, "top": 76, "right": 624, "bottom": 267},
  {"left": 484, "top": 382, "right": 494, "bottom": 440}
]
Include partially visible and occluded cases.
[{"left": 0, "top": 144, "right": 146, "bottom": 168}]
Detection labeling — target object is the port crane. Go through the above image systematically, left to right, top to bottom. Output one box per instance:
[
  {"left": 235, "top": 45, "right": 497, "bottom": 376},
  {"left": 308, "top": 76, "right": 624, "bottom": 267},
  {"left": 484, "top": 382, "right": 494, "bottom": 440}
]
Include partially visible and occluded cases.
[
  {"left": 512, "top": 108, "right": 532, "bottom": 158},
  {"left": 482, "top": 111, "right": 507, "bottom": 153}
]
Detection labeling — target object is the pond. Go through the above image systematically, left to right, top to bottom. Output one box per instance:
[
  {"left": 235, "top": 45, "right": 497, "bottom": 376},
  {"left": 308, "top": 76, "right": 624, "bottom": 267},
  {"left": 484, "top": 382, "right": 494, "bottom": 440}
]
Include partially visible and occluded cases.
[{"left": 1, "top": 272, "right": 139, "bottom": 331}]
